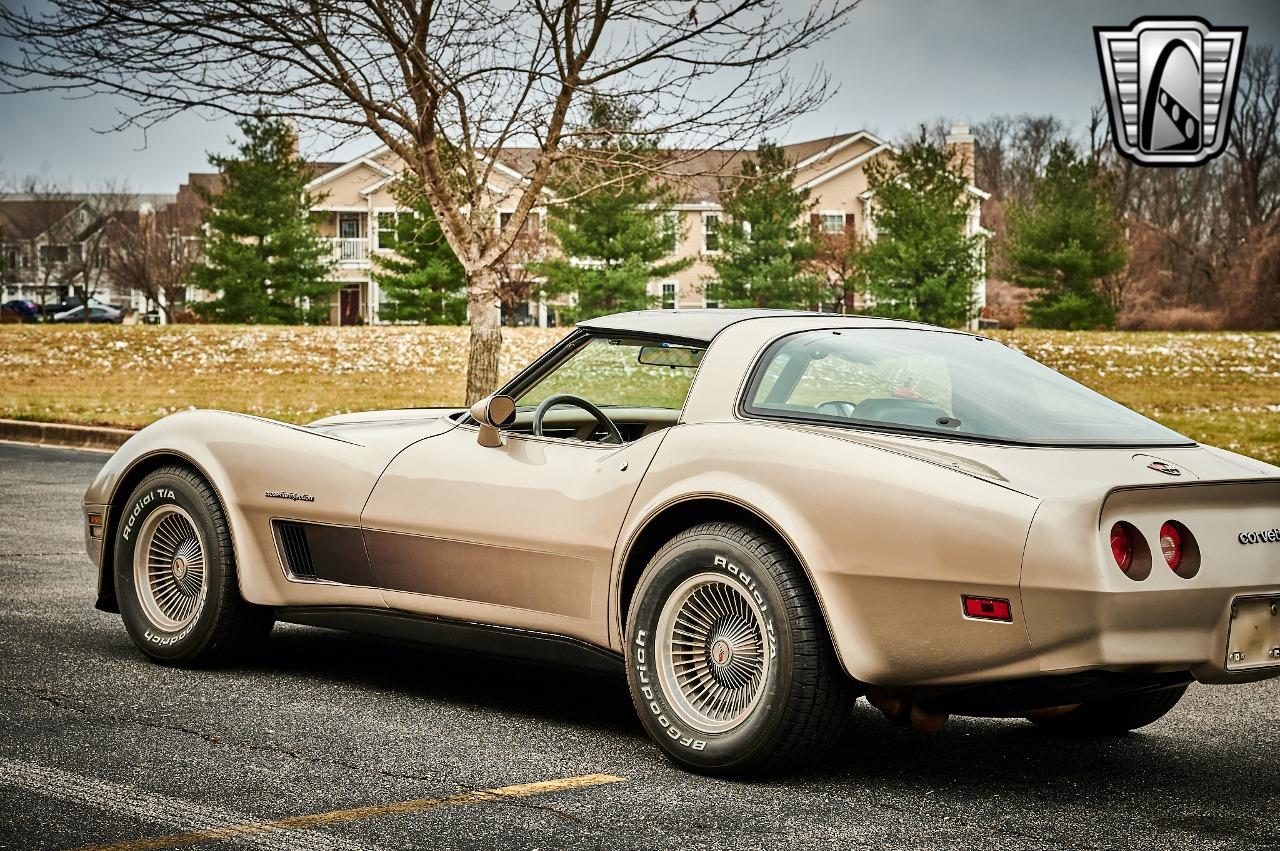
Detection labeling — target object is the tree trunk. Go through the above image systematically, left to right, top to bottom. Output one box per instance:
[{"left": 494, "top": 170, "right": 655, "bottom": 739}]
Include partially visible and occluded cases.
[{"left": 465, "top": 266, "right": 503, "bottom": 405}]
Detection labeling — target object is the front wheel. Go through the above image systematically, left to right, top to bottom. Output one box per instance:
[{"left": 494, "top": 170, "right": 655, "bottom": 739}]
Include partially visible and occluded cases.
[
  {"left": 113, "top": 464, "right": 273, "bottom": 665},
  {"left": 625, "top": 522, "right": 854, "bottom": 775},
  {"left": 1028, "top": 684, "right": 1189, "bottom": 735}
]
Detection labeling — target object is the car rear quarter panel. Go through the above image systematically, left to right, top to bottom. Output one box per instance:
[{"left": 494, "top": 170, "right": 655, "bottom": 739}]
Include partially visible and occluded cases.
[
  {"left": 85, "top": 410, "right": 424, "bottom": 609},
  {"left": 618, "top": 421, "right": 1043, "bottom": 686}
]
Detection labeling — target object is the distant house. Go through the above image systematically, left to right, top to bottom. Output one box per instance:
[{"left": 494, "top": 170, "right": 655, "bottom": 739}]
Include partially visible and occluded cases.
[
  {"left": 298, "top": 124, "right": 989, "bottom": 327},
  {"left": 0, "top": 193, "right": 177, "bottom": 310}
]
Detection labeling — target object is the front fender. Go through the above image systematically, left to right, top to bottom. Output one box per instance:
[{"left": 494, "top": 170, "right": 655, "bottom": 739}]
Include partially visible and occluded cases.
[{"left": 85, "top": 410, "right": 416, "bottom": 610}]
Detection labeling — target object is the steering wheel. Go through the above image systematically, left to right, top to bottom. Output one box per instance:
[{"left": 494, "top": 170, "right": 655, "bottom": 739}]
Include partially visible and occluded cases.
[
  {"left": 532, "top": 394, "right": 624, "bottom": 444},
  {"left": 853, "top": 397, "right": 952, "bottom": 428},
  {"left": 817, "top": 400, "right": 859, "bottom": 418}
]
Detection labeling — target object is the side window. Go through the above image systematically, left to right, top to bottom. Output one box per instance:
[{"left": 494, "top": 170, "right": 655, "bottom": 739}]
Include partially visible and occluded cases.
[{"left": 516, "top": 337, "right": 704, "bottom": 413}]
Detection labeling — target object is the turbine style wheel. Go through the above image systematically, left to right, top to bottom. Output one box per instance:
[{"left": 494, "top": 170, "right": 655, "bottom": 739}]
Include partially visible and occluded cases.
[
  {"left": 114, "top": 464, "right": 273, "bottom": 665},
  {"left": 133, "top": 505, "right": 208, "bottom": 632},
  {"left": 626, "top": 522, "right": 854, "bottom": 775}
]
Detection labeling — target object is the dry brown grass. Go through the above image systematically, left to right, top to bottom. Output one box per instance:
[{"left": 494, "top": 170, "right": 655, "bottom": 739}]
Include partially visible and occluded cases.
[{"left": 1, "top": 324, "right": 1277, "bottom": 464}]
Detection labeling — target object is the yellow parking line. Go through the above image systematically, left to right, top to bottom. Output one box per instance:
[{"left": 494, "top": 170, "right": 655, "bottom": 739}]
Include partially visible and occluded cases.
[{"left": 77, "top": 773, "right": 626, "bottom": 851}]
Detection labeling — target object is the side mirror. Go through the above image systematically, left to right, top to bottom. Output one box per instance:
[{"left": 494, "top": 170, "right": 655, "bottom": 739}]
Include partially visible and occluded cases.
[{"left": 469, "top": 394, "right": 516, "bottom": 447}]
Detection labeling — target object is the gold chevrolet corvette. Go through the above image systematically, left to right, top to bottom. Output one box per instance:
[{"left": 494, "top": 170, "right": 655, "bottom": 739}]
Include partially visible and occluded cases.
[{"left": 85, "top": 310, "right": 1280, "bottom": 774}]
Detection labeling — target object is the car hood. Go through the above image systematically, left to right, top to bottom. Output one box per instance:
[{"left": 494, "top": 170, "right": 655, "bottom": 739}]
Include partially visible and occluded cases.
[
  {"left": 305, "top": 407, "right": 465, "bottom": 447},
  {"left": 792, "top": 424, "right": 1280, "bottom": 500}
]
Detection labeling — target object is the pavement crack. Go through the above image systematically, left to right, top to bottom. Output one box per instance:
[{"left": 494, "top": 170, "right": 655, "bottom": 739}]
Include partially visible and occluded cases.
[{"left": 5, "top": 684, "right": 443, "bottom": 786}]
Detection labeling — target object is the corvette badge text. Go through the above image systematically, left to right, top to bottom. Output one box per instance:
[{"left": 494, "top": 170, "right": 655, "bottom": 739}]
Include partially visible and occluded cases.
[
  {"left": 121, "top": 487, "right": 176, "bottom": 541},
  {"left": 264, "top": 490, "right": 315, "bottom": 502},
  {"left": 1239, "top": 528, "right": 1280, "bottom": 545}
]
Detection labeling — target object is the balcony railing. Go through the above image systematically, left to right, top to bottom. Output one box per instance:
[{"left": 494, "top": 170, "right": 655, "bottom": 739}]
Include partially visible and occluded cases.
[{"left": 330, "top": 237, "right": 370, "bottom": 265}]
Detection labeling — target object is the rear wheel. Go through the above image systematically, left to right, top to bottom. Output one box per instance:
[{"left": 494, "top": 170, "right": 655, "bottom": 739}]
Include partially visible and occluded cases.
[
  {"left": 114, "top": 464, "right": 273, "bottom": 665},
  {"left": 625, "top": 522, "right": 854, "bottom": 775},
  {"left": 1028, "top": 684, "right": 1189, "bottom": 735}
]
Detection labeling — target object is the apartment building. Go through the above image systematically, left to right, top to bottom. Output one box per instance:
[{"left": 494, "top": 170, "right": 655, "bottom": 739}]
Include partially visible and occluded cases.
[{"left": 303, "top": 124, "right": 990, "bottom": 326}]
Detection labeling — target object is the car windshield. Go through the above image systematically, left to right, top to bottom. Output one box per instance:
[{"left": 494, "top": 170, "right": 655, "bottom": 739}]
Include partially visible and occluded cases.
[
  {"left": 746, "top": 329, "right": 1192, "bottom": 446},
  {"left": 517, "top": 336, "right": 705, "bottom": 412}
]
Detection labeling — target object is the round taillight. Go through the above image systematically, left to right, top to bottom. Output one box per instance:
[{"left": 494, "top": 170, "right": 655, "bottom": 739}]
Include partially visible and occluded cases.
[
  {"left": 1160, "top": 521, "right": 1183, "bottom": 570},
  {"left": 1110, "top": 522, "right": 1133, "bottom": 572}
]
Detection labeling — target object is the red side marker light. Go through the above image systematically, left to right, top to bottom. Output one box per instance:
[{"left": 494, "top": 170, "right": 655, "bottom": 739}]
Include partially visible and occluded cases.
[{"left": 962, "top": 595, "right": 1013, "bottom": 622}]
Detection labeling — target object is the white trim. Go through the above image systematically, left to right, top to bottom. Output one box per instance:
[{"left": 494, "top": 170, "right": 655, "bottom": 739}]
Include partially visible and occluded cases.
[
  {"left": 789, "top": 130, "right": 888, "bottom": 172},
  {"left": 797, "top": 144, "right": 891, "bottom": 191},
  {"left": 481, "top": 154, "right": 558, "bottom": 199},
  {"left": 305, "top": 157, "right": 394, "bottom": 190},
  {"left": 360, "top": 171, "right": 403, "bottom": 196},
  {"left": 965, "top": 184, "right": 991, "bottom": 200},
  {"left": 667, "top": 201, "right": 723, "bottom": 212}
]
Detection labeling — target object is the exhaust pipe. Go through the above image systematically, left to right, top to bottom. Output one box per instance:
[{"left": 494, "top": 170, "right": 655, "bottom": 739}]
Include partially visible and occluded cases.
[{"left": 865, "top": 686, "right": 948, "bottom": 733}]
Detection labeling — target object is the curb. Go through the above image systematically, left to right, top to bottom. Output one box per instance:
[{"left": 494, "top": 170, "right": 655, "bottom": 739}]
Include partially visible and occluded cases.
[{"left": 0, "top": 419, "right": 136, "bottom": 452}]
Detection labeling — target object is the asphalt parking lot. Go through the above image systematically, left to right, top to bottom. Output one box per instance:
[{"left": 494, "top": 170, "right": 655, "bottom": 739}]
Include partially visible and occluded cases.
[{"left": 1, "top": 440, "right": 1277, "bottom": 850}]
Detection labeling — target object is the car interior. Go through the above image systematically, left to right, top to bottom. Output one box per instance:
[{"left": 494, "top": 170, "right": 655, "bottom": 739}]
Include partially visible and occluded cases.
[{"left": 499, "top": 334, "right": 705, "bottom": 444}]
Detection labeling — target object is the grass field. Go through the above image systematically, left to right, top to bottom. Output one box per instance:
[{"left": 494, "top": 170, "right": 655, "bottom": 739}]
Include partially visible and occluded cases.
[{"left": 1, "top": 324, "right": 1277, "bottom": 463}]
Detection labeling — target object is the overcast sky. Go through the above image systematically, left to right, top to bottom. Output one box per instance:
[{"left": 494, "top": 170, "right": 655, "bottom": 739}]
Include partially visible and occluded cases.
[{"left": 2, "top": 0, "right": 1277, "bottom": 193}]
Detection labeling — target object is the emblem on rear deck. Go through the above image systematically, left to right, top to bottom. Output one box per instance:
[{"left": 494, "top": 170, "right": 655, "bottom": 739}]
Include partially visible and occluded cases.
[
  {"left": 1095, "top": 17, "right": 1246, "bottom": 166},
  {"left": 1146, "top": 461, "right": 1182, "bottom": 476}
]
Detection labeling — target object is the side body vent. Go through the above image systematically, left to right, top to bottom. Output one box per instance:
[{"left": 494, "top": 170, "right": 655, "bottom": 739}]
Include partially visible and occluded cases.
[{"left": 275, "top": 521, "right": 317, "bottom": 579}]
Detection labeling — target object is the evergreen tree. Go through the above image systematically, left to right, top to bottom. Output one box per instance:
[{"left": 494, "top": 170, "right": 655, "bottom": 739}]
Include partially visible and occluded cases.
[
  {"left": 534, "top": 98, "right": 689, "bottom": 321},
  {"left": 194, "top": 111, "right": 334, "bottom": 324},
  {"left": 854, "top": 134, "right": 985, "bottom": 327},
  {"left": 708, "top": 142, "right": 823, "bottom": 309},
  {"left": 1005, "top": 142, "right": 1127, "bottom": 329},
  {"left": 371, "top": 175, "right": 467, "bottom": 323}
]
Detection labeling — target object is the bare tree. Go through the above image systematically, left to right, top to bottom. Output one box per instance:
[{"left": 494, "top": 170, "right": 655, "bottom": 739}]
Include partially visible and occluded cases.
[
  {"left": 2, "top": 0, "right": 858, "bottom": 401},
  {"left": 1227, "top": 45, "right": 1280, "bottom": 232},
  {"left": 63, "top": 185, "right": 135, "bottom": 319},
  {"left": 107, "top": 201, "right": 202, "bottom": 322},
  {"left": 493, "top": 219, "right": 552, "bottom": 327}
]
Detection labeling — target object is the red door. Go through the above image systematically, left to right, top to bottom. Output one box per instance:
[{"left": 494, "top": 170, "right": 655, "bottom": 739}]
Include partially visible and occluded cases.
[{"left": 339, "top": 286, "right": 361, "bottom": 326}]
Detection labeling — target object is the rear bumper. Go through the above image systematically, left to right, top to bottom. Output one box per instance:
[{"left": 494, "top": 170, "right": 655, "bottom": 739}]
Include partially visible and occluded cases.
[{"left": 1021, "top": 481, "right": 1280, "bottom": 685}]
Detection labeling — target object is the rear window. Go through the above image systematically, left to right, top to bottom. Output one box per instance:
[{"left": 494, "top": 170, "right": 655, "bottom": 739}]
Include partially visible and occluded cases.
[{"left": 744, "top": 329, "right": 1191, "bottom": 447}]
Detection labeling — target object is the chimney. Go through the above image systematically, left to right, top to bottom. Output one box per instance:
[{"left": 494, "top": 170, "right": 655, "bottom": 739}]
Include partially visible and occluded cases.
[
  {"left": 284, "top": 117, "right": 302, "bottom": 161},
  {"left": 945, "top": 122, "right": 975, "bottom": 184}
]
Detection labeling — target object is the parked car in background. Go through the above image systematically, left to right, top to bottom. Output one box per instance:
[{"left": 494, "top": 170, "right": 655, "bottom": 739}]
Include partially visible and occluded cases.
[
  {"left": 1, "top": 299, "right": 42, "bottom": 322},
  {"left": 52, "top": 303, "right": 123, "bottom": 324}
]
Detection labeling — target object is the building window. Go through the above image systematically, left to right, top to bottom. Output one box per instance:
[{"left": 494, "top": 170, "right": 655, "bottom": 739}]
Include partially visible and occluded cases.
[
  {"left": 500, "top": 211, "right": 539, "bottom": 234},
  {"left": 376, "top": 212, "right": 399, "bottom": 250},
  {"left": 659, "top": 212, "right": 679, "bottom": 255},
  {"left": 819, "top": 212, "right": 846, "bottom": 234},
  {"left": 702, "top": 213, "right": 721, "bottom": 253},
  {"left": 39, "top": 244, "right": 70, "bottom": 264},
  {"left": 661, "top": 281, "right": 677, "bottom": 310}
]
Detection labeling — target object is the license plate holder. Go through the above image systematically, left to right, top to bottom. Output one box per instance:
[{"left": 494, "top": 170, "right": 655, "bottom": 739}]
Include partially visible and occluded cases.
[{"left": 1227, "top": 596, "right": 1280, "bottom": 671}]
